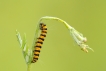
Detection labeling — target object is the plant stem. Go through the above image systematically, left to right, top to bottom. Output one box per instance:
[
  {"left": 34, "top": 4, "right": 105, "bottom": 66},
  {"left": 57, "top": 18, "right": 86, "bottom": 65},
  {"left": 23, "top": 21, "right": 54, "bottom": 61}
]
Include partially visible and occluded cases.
[
  {"left": 39, "top": 16, "right": 73, "bottom": 30},
  {"left": 27, "top": 64, "right": 31, "bottom": 71}
]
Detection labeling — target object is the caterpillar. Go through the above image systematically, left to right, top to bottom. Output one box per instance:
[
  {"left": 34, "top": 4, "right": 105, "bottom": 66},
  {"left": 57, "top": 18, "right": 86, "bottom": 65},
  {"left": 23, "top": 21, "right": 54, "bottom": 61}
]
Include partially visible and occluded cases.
[{"left": 31, "top": 23, "right": 47, "bottom": 63}]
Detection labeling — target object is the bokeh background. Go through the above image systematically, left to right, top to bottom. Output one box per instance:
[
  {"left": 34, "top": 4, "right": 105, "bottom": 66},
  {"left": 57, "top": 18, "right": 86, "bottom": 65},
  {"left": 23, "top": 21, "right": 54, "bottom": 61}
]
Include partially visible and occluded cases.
[{"left": 0, "top": 0, "right": 106, "bottom": 71}]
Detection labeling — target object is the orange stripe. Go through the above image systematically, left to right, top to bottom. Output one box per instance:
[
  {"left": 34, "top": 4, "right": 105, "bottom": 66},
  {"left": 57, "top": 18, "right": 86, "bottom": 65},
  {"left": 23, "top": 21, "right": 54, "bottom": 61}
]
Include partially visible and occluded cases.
[
  {"left": 41, "top": 25, "right": 47, "bottom": 28},
  {"left": 39, "top": 35, "right": 45, "bottom": 38},
  {"left": 37, "top": 39, "right": 43, "bottom": 42},
  {"left": 36, "top": 43, "right": 42, "bottom": 46},
  {"left": 35, "top": 47, "right": 41, "bottom": 50},
  {"left": 34, "top": 51, "right": 40, "bottom": 54},
  {"left": 34, "top": 56, "right": 39, "bottom": 58}
]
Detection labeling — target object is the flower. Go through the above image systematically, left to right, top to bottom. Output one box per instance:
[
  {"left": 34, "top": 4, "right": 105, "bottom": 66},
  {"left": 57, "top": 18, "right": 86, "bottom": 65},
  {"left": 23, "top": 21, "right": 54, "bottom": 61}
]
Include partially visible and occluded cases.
[{"left": 69, "top": 27, "right": 94, "bottom": 53}]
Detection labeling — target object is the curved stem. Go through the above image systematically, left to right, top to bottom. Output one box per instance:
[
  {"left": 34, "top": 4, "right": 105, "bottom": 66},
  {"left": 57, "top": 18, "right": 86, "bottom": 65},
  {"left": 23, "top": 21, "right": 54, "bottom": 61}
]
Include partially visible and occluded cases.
[{"left": 38, "top": 16, "right": 73, "bottom": 30}]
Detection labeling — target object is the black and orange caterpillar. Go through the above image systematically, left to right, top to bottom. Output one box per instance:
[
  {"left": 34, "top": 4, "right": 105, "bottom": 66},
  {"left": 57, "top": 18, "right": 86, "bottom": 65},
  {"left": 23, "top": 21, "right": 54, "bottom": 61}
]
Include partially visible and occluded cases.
[{"left": 31, "top": 23, "right": 47, "bottom": 63}]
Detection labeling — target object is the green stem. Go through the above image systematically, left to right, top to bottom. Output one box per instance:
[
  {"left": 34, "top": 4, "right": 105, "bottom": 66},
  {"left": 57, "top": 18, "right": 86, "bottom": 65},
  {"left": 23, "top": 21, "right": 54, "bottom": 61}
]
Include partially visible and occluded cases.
[
  {"left": 39, "top": 16, "right": 73, "bottom": 30},
  {"left": 27, "top": 64, "right": 31, "bottom": 71}
]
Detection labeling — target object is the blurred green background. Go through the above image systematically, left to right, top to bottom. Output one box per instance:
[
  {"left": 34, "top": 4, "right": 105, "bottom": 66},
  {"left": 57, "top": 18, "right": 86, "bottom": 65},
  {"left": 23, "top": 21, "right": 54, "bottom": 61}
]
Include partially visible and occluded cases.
[{"left": 0, "top": 0, "right": 106, "bottom": 71}]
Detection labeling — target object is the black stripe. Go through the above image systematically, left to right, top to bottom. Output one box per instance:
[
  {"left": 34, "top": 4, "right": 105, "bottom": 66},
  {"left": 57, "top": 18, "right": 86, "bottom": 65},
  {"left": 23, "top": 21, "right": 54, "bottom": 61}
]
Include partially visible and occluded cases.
[
  {"left": 39, "top": 23, "right": 44, "bottom": 26},
  {"left": 39, "top": 23, "right": 46, "bottom": 28},
  {"left": 39, "top": 23, "right": 43, "bottom": 30},
  {"left": 40, "top": 23, "right": 46, "bottom": 26},
  {"left": 42, "top": 24, "right": 46, "bottom": 26},
  {"left": 43, "top": 27, "right": 47, "bottom": 30},
  {"left": 41, "top": 28, "right": 47, "bottom": 30},
  {"left": 42, "top": 30, "right": 47, "bottom": 33},
  {"left": 40, "top": 34, "right": 46, "bottom": 37},
  {"left": 37, "top": 37, "right": 44, "bottom": 41},
  {"left": 38, "top": 37, "right": 44, "bottom": 41},
  {"left": 36, "top": 41, "right": 43, "bottom": 44},
  {"left": 35, "top": 45, "right": 42, "bottom": 48},
  {"left": 34, "top": 50, "right": 40, "bottom": 52},
  {"left": 34, "top": 54, "right": 39, "bottom": 56},
  {"left": 34, "top": 58, "right": 38, "bottom": 60},
  {"left": 33, "top": 60, "right": 37, "bottom": 62},
  {"left": 31, "top": 61, "right": 36, "bottom": 63}
]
